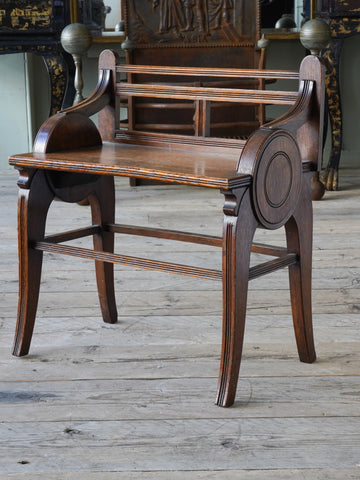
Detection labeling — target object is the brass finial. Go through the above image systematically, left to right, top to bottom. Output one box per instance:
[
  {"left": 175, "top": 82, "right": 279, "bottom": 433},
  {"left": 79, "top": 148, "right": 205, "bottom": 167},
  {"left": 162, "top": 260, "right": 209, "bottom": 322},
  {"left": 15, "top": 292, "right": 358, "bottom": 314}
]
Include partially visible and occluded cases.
[
  {"left": 300, "top": 18, "right": 331, "bottom": 55},
  {"left": 61, "top": 23, "right": 93, "bottom": 104},
  {"left": 257, "top": 34, "right": 270, "bottom": 50},
  {"left": 121, "top": 36, "right": 135, "bottom": 52}
]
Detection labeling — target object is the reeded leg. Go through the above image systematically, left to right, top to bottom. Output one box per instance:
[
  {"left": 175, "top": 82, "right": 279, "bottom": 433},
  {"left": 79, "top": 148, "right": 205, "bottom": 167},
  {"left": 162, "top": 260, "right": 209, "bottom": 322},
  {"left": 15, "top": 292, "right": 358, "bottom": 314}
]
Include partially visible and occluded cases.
[
  {"left": 13, "top": 170, "right": 55, "bottom": 356},
  {"left": 89, "top": 176, "right": 118, "bottom": 324},
  {"left": 285, "top": 180, "right": 316, "bottom": 363},
  {"left": 216, "top": 188, "right": 258, "bottom": 407}
]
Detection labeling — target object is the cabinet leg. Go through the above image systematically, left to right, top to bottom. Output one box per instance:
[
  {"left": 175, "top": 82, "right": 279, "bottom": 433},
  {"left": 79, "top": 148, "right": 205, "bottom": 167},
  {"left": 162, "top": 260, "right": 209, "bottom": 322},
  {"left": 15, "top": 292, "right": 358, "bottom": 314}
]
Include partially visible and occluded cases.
[{"left": 321, "top": 37, "right": 343, "bottom": 191}]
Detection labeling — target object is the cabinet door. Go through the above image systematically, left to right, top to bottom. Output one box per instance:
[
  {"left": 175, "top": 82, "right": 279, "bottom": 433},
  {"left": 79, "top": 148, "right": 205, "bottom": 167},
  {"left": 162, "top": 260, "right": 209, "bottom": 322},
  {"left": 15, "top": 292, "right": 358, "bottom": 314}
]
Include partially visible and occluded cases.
[
  {"left": 329, "top": 0, "right": 360, "bottom": 16},
  {"left": 0, "top": 1, "right": 67, "bottom": 34}
]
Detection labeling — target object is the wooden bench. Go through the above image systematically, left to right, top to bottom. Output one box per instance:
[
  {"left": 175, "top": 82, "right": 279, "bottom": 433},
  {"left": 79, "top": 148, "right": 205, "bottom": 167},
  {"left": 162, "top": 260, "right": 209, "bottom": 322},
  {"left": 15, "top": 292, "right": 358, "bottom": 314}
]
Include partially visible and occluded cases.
[{"left": 9, "top": 49, "right": 325, "bottom": 407}]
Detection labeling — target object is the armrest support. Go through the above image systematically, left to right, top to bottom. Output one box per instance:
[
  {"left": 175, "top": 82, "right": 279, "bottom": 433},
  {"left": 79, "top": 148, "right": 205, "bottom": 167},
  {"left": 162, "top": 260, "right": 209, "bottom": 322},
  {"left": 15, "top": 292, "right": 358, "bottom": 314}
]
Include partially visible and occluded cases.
[
  {"left": 266, "top": 55, "right": 325, "bottom": 171},
  {"left": 297, "top": 55, "right": 326, "bottom": 172},
  {"left": 258, "top": 56, "right": 324, "bottom": 172},
  {"left": 33, "top": 66, "right": 114, "bottom": 154},
  {"left": 33, "top": 112, "right": 102, "bottom": 154},
  {"left": 237, "top": 128, "right": 302, "bottom": 229}
]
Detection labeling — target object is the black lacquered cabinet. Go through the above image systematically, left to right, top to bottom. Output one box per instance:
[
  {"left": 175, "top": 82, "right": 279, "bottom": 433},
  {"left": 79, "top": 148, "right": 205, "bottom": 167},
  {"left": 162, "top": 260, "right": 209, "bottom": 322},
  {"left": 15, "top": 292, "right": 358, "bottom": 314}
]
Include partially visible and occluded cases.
[
  {"left": 318, "top": 0, "right": 360, "bottom": 190},
  {"left": 0, "top": 1, "right": 74, "bottom": 114}
]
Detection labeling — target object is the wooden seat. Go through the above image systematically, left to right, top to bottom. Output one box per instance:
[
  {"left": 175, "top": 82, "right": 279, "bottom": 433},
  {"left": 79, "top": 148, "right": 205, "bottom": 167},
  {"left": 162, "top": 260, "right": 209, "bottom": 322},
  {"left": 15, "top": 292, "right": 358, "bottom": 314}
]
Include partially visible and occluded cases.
[{"left": 8, "top": 49, "right": 325, "bottom": 407}]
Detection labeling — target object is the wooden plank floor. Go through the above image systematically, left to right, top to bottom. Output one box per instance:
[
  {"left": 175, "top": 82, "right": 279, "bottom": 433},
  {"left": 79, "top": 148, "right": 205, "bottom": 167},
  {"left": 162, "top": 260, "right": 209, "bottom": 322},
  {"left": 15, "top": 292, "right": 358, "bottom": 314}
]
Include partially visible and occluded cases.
[{"left": 0, "top": 166, "right": 359, "bottom": 479}]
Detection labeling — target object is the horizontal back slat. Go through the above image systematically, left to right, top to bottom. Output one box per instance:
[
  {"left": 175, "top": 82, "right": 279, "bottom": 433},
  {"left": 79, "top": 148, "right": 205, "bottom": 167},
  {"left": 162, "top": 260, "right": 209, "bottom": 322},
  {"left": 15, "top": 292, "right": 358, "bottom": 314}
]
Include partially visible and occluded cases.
[
  {"left": 117, "top": 64, "right": 299, "bottom": 81},
  {"left": 117, "top": 82, "right": 299, "bottom": 105},
  {"left": 115, "top": 130, "right": 247, "bottom": 152}
]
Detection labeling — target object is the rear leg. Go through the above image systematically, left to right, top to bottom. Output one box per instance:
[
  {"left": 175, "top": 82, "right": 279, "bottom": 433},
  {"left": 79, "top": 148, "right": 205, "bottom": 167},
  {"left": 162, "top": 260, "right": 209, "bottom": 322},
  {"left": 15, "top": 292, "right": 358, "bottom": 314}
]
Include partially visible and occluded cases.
[
  {"left": 88, "top": 176, "right": 118, "bottom": 324},
  {"left": 285, "top": 181, "right": 316, "bottom": 363}
]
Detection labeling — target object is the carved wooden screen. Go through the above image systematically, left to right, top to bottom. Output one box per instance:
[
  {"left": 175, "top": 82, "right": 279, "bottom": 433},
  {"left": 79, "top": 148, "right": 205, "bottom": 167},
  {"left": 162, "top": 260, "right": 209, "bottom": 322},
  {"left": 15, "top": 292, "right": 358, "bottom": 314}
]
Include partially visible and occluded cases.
[{"left": 122, "top": 0, "right": 262, "bottom": 138}]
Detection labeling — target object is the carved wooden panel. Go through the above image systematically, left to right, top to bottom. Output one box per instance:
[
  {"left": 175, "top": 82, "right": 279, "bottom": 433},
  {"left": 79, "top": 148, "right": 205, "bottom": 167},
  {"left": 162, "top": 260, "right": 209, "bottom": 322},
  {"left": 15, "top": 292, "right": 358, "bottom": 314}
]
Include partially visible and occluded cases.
[
  {"left": 122, "top": 0, "right": 262, "bottom": 142},
  {"left": 123, "top": 0, "right": 260, "bottom": 49}
]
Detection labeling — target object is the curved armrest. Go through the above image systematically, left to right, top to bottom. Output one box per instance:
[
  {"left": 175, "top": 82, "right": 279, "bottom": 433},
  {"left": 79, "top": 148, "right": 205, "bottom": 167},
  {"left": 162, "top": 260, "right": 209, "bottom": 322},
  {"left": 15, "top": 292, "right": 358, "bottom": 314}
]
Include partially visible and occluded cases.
[
  {"left": 267, "top": 55, "right": 325, "bottom": 171},
  {"left": 33, "top": 68, "right": 113, "bottom": 154},
  {"left": 58, "top": 68, "right": 113, "bottom": 118},
  {"left": 264, "top": 79, "right": 314, "bottom": 132}
]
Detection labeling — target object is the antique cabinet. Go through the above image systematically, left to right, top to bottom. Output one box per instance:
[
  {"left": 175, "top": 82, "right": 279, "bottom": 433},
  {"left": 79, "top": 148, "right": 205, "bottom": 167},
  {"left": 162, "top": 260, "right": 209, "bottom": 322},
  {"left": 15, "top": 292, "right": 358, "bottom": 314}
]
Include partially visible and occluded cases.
[
  {"left": 0, "top": 0, "right": 74, "bottom": 114},
  {"left": 318, "top": 0, "right": 360, "bottom": 190}
]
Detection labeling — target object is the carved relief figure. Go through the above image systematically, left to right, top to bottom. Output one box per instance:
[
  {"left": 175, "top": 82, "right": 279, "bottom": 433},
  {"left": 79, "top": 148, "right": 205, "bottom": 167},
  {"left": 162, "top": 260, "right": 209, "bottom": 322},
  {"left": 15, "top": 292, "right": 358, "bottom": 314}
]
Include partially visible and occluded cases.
[
  {"left": 142, "top": 0, "right": 238, "bottom": 42},
  {"left": 152, "top": 0, "right": 185, "bottom": 34},
  {"left": 183, "top": 0, "right": 209, "bottom": 33},
  {"left": 211, "top": 0, "right": 234, "bottom": 29}
]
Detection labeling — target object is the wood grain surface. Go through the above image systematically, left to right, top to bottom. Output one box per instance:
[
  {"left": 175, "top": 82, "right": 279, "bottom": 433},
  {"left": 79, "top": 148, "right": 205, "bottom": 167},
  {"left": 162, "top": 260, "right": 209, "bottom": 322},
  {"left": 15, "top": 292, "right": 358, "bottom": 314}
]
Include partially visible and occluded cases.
[{"left": 0, "top": 167, "right": 359, "bottom": 477}]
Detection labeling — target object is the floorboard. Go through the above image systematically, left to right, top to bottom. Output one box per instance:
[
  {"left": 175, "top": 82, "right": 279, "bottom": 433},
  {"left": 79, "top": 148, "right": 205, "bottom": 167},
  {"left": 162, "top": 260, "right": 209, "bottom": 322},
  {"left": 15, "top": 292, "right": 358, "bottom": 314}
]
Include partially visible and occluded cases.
[{"left": 0, "top": 167, "right": 359, "bottom": 478}]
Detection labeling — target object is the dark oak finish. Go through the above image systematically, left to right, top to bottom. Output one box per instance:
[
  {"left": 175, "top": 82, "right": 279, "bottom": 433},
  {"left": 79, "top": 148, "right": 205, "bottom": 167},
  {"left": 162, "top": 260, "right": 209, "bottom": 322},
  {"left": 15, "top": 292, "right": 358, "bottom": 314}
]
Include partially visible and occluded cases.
[{"left": 9, "top": 48, "right": 325, "bottom": 407}]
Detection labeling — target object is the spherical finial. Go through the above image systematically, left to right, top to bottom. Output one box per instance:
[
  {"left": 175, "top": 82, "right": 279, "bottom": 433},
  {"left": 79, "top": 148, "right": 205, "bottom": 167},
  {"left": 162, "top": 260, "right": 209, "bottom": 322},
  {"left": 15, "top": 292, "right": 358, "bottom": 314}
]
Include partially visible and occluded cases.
[
  {"left": 275, "top": 14, "right": 296, "bottom": 29},
  {"left": 300, "top": 19, "right": 331, "bottom": 55},
  {"left": 115, "top": 20, "right": 125, "bottom": 32},
  {"left": 61, "top": 23, "right": 92, "bottom": 56},
  {"left": 61, "top": 23, "right": 92, "bottom": 105},
  {"left": 257, "top": 34, "right": 270, "bottom": 50},
  {"left": 121, "top": 37, "right": 135, "bottom": 52}
]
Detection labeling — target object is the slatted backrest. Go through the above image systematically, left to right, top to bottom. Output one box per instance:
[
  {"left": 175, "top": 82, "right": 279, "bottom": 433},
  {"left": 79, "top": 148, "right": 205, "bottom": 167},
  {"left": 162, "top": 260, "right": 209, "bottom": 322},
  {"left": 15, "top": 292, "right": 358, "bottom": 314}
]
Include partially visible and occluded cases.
[
  {"left": 121, "top": 0, "right": 264, "bottom": 137},
  {"left": 94, "top": 50, "right": 324, "bottom": 173},
  {"left": 114, "top": 63, "right": 303, "bottom": 151}
]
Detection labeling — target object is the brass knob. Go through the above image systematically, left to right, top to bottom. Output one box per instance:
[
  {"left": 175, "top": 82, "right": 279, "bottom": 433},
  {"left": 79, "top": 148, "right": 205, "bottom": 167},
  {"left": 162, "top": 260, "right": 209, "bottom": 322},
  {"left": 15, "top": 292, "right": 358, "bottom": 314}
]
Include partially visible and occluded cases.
[
  {"left": 300, "top": 18, "right": 331, "bottom": 55},
  {"left": 61, "top": 23, "right": 93, "bottom": 104},
  {"left": 257, "top": 34, "right": 270, "bottom": 50},
  {"left": 121, "top": 36, "right": 135, "bottom": 52}
]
